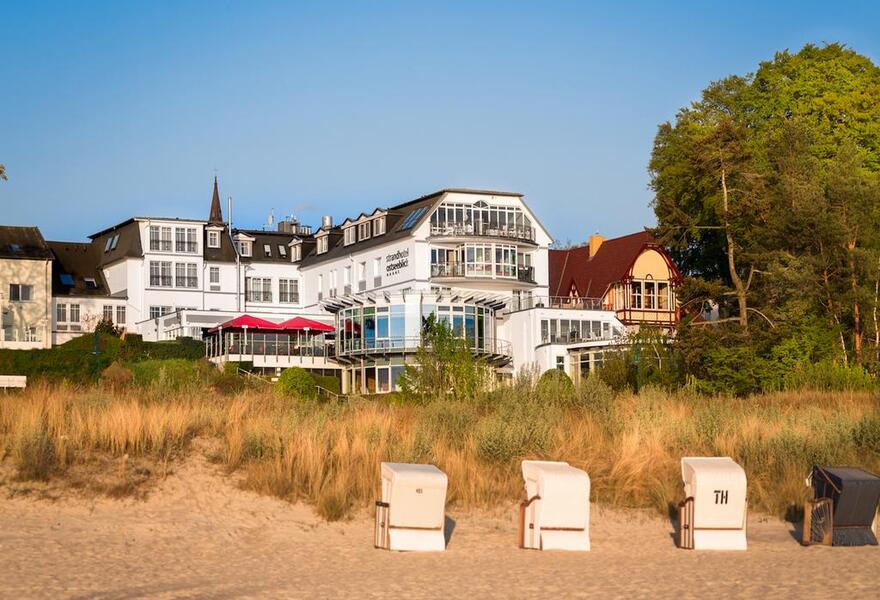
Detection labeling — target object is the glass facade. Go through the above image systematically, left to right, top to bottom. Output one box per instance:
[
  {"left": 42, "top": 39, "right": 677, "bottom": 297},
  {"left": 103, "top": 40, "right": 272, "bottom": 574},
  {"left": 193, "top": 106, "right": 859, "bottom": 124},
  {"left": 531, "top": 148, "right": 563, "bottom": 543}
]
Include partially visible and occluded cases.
[
  {"left": 429, "top": 200, "right": 535, "bottom": 241},
  {"left": 336, "top": 301, "right": 496, "bottom": 356}
]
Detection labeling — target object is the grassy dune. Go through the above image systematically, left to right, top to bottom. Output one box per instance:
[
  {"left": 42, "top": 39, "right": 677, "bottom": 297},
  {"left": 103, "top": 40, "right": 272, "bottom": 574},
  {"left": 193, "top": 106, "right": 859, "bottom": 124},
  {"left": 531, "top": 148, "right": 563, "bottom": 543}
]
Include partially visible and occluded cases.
[{"left": 1, "top": 379, "right": 878, "bottom": 520}]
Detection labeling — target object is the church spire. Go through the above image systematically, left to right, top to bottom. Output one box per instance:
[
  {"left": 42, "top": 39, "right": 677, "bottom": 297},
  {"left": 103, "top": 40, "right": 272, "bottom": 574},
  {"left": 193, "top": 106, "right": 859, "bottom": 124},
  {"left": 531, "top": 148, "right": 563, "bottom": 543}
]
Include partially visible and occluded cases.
[{"left": 208, "top": 175, "right": 224, "bottom": 224}]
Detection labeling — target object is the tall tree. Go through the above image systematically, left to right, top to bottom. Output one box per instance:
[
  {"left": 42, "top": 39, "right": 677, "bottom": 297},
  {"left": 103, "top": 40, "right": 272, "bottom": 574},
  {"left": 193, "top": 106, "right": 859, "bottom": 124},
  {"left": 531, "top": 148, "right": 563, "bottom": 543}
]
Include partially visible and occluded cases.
[
  {"left": 650, "top": 43, "right": 880, "bottom": 364},
  {"left": 0, "top": 164, "right": 6, "bottom": 181}
]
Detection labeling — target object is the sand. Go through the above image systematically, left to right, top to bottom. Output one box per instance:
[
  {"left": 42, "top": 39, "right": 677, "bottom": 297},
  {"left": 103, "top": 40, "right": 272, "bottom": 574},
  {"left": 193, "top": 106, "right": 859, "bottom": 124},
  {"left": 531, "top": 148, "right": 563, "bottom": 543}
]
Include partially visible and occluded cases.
[{"left": 1, "top": 454, "right": 877, "bottom": 599}]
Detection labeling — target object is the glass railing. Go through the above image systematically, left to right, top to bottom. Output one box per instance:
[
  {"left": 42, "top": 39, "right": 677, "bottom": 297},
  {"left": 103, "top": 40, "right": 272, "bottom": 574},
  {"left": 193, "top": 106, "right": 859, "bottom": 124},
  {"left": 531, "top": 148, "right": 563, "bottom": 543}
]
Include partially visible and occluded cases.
[
  {"left": 430, "top": 223, "right": 536, "bottom": 242},
  {"left": 506, "top": 295, "right": 606, "bottom": 312},
  {"left": 336, "top": 336, "right": 512, "bottom": 359}
]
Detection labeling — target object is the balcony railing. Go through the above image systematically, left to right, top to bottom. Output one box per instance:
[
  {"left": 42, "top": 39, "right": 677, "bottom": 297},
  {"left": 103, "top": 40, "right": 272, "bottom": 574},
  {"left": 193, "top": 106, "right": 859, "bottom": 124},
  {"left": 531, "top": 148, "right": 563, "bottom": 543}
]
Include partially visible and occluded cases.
[
  {"left": 430, "top": 223, "right": 536, "bottom": 242},
  {"left": 431, "top": 262, "right": 527, "bottom": 281},
  {"left": 517, "top": 266, "right": 535, "bottom": 283},
  {"left": 246, "top": 291, "right": 273, "bottom": 303},
  {"left": 506, "top": 295, "right": 606, "bottom": 313},
  {"left": 541, "top": 330, "right": 614, "bottom": 345},
  {"left": 207, "top": 331, "right": 332, "bottom": 359},
  {"left": 337, "top": 336, "right": 511, "bottom": 359}
]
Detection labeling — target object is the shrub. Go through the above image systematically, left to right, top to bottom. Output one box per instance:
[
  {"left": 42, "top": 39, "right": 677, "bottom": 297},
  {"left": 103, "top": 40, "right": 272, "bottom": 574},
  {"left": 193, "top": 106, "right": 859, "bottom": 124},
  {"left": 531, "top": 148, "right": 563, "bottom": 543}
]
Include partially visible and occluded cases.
[
  {"left": 783, "top": 360, "right": 876, "bottom": 392},
  {"left": 100, "top": 362, "right": 133, "bottom": 391},
  {"left": 275, "top": 367, "right": 317, "bottom": 400},
  {"left": 536, "top": 369, "right": 575, "bottom": 399},
  {"left": 315, "top": 375, "right": 341, "bottom": 395},
  {"left": 853, "top": 413, "right": 880, "bottom": 454}
]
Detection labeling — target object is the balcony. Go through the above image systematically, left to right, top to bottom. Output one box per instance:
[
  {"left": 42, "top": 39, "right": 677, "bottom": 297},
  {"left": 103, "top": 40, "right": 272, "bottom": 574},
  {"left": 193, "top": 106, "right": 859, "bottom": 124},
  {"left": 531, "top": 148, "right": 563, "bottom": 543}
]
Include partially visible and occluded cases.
[
  {"left": 430, "top": 223, "right": 536, "bottom": 243},
  {"left": 431, "top": 262, "right": 532, "bottom": 283},
  {"left": 517, "top": 266, "right": 535, "bottom": 284},
  {"left": 505, "top": 295, "right": 606, "bottom": 313},
  {"left": 541, "top": 330, "right": 614, "bottom": 345},
  {"left": 336, "top": 335, "right": 512, "bottom": 363}
]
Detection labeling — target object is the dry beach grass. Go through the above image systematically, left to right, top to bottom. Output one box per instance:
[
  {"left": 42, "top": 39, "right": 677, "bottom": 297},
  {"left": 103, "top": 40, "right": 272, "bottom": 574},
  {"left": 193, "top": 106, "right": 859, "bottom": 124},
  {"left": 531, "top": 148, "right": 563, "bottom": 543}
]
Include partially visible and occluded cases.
[{"left": 1, "top": 380, "right": 877, "bottom": 521}]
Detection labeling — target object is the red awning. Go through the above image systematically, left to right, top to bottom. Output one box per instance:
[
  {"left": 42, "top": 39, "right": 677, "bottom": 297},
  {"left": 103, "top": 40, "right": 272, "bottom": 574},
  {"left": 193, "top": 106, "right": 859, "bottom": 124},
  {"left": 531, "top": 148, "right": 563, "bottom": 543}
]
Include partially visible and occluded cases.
[
  {"left": 208, "top": 315, "right": 282, "bottom": 333},
  {"left": 278, "top": 316, "right": 335, "bottom": 333}
]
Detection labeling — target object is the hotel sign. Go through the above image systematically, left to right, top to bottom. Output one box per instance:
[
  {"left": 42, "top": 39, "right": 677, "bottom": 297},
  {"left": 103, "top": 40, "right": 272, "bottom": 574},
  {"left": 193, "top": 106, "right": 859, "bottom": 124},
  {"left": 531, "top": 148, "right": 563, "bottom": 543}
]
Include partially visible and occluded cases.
[{"left": 386, "top": 248, "right": 409, "bottom": 277}]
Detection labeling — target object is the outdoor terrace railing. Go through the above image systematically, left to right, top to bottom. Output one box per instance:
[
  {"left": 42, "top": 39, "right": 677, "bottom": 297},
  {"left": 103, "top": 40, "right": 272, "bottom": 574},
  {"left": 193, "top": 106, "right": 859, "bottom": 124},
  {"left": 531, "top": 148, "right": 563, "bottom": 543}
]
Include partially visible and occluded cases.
[
  {"left": 429, "top": 223, "right": 536, "bottom": 242},
  {"left": 430, "top": 262, "right": 524, "bottom": 280},
  {"left": 505, "top": 295, "right": 607, "bottom": 312},
  {"left": 206, "top": 332, "right": 333, "bottom": 360},
  {"left": 336, "top": 336, "right": 512, "bottom": 359}
]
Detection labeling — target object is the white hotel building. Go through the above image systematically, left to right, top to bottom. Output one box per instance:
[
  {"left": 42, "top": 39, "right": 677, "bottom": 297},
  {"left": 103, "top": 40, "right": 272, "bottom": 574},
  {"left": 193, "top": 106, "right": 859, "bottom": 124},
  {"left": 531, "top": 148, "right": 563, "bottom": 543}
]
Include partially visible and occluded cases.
[{"left": 16, "top": 181, "right": 628, "bottom": 393}]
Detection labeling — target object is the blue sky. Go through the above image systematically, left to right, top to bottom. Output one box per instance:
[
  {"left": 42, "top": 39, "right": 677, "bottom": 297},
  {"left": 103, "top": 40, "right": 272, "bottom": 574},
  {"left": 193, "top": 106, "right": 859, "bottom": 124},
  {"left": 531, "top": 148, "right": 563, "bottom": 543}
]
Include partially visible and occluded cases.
[{"left": 2, "top": 1, "right": 878, "bottom": 244}]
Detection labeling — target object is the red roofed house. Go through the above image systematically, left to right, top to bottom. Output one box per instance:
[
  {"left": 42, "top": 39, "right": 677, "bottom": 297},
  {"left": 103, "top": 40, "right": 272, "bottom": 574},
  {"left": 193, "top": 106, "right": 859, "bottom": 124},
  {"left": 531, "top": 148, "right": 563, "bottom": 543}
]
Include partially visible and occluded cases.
[{"left": 549, "top": 231, "right": 682, "bottom": 331}]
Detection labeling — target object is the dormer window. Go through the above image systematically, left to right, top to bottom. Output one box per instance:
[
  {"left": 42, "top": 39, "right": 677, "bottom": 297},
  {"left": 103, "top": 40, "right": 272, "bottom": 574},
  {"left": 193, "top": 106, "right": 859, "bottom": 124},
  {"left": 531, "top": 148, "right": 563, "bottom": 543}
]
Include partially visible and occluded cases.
[
  {"left": 374, "top": 216, "right": 386, "bottom": 236},
  {"left": 358, "top": 221, "right": 371, "bottom": 241},
  {"left": 344, "top": 227, "right": 356, "bottom": 246},
  {"left": 207, "top": 230, "right": 220, "bottom": 248},
  {"left": 316, "top": 235, "right": 328, "bottom": 254},
  {"left": 238, "top": 241, "right": 252, "bottom": 257},
  {"left": 291, "top": 243, "right": 302, "bottom": 262},
  {"left": 263, "top": 244, "right": 272, "bottom": 257},
  {"left": 278, "top": 245, "right": 287, "bottom": 257},
  {"left": 84, "top": 277, "right": 97, "bottom": 289}
]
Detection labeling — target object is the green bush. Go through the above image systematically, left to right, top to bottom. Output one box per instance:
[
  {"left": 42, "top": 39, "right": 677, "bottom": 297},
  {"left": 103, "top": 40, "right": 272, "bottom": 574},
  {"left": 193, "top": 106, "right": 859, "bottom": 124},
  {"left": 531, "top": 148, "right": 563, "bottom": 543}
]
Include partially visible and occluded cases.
[
  {"left": 783, "top": 360, "right": 876, "bottom": 392},
  {"left": 276, "top": 367, "right": 317, "bottom": 400},
  {"left": 536, "top": 369, "right": 575, "bottom": 399},
  {"left": 314, "top": 374, "right": 341, "bottom": 395}
]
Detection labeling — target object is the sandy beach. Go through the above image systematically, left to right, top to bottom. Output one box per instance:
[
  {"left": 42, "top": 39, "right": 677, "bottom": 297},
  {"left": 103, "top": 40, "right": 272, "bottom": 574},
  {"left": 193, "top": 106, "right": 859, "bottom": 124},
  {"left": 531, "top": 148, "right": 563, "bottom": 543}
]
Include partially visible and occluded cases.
[{"left": 1, "top": 453, "right": 877, "bottom": 600}]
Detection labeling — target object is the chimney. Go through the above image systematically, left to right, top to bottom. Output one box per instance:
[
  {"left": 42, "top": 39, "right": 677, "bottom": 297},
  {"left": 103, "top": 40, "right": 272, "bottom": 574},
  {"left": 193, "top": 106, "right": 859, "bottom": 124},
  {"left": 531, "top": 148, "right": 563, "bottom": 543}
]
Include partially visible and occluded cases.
[
  {"left": 321, "top": 215, "right": 333, "bottom": 229},
  {"left": 588, "top": 233, "right": 605, "bottom": 258}
]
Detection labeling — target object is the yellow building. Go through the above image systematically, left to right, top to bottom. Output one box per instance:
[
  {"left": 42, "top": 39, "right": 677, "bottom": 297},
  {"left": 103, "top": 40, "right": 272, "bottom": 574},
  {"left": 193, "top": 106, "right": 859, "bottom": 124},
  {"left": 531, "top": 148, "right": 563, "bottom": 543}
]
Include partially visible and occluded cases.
[
  {"left": 0, "top": 226, "right": 53, "bottom": 349},
  {"left": 549, "top": 231, "right": 681, "bottom": 330}
]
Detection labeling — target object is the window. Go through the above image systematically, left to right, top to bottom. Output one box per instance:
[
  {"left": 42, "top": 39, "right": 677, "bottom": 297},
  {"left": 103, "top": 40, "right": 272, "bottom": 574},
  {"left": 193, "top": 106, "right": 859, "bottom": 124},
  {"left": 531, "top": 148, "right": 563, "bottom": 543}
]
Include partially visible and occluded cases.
[
  {"left": 374, "top": 216, "right": 386, "bottom": 236},
  {"left": 358, "top": 221, "right": 371, "bottom": 241},
  {"left": 149, "top": 226, "right": 173, "bottom": 251},
  {"left": 176, "top": 227, "right": 198, "bottom": 253},
  {"left": 344, "top": 227, "right": 356, "bottom": 246},
  {"left": 207, "top": 230, "right": 220, "bottom": 248},
  {"left": 110, "top": 234, "right": 120, "bottom": 250},
  {"left": 316, "top": 235, "right": 328, "bottom": 254},
  {"left": 104, "top": 237, "right": 113, "bottom": 252},
  {"left": 238, "top": 241, "right": 252, "bottom": 256},
  {"left": 291, "top": 243, "right": 302, "bottom": 262},
  {"left": 263, "top": 244, "right": 272, "bottom": 257},
  {"left": 494, "top": 244, "right": 517, "bottom": 278},
  {"left": 278, "top": 245, "right": 287, "bottom": 257},
  {"left": 373, "top": 257, "right": 381, "bottom": 287},
  {"left": 149, "top": 261, "right": 171, "bottom": 287},
  {"left": 175, "top": 263, "right": 198, "bottom": 288},
  {"left": 209, "top": 266, "right": 220, "bottom": 285},
  {"left": 329, "top": 269, "right": 337, "bottom": 297},
  {"left": 60, "top": 273, "right": 75, "bottom": 286},
  {"left": 317, "top": 274, "right": 324, "bottom": 300},
  {"left": 84, "top": 277, "right": 97, "bottom": 289},
  {"left": 246, "top": 277, "right": 272, "bottom": 302},
  {"left": 279, "top": 279, "right": 299, "bottom": 304},
  {"left": 631, "top": 281, "right": 643, "bottom": 309},
  {"left": 644, "top": 281, "right": 656, "bottom": 309},
  {"left": 658, "top": 282, "right": 670, "bottom": 310},
  {"left": 8, "top": 284, "right": 33, "bottom": 302},
  {"left": 56, "top": 304, "right": 67, "bottom": 323},
  {"left": 69, "top": 304, "right": 80, "bottom": 323},
  {"left": 103, "top": 305, "right": 113, "bottom": 322},
  {"left": 116, "top": 305, "right": 126, "bottom": 325},
  {"left": 149, "top": 306, "right": 171, "bottom": 319},
  {"left": 556, "top": 356, "right": 565, "bottom": 371}
]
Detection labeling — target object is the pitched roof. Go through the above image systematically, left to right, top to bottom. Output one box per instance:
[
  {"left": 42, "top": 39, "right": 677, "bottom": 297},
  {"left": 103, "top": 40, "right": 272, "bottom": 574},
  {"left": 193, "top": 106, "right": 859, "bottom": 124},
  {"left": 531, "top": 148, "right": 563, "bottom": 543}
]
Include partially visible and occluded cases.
[
  {"left": 208, "top": 176, "right": 224, "bottom": 224},
  {"left": 0, "top": 226, "right": 53, "bottom": 260},
  {"left": 235, "top": 229, "right": 299, "bottom": 263},
  {"left": 549, "top": 231, "right": 669, "bottom": 299},
  {"left": 47, "top": 241, "right": 115, "bottom": 297}
]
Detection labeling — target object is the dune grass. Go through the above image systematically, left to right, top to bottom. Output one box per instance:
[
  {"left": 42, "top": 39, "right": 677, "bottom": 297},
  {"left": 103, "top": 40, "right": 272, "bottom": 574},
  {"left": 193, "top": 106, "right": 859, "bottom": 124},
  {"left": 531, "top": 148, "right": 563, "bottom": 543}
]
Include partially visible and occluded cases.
[{"left": 1, "top": 379, "right": 877, "bottom": 520}]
